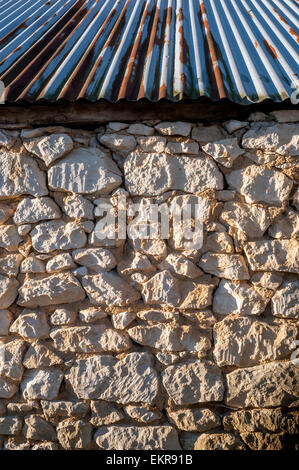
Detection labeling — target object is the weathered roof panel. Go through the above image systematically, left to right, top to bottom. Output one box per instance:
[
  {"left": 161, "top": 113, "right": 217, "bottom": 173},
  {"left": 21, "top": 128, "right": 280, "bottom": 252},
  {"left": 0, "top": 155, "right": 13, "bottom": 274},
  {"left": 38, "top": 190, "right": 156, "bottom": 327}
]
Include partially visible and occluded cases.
[{"left": 0, "top": 0, "right": 298, "bottom": 104}]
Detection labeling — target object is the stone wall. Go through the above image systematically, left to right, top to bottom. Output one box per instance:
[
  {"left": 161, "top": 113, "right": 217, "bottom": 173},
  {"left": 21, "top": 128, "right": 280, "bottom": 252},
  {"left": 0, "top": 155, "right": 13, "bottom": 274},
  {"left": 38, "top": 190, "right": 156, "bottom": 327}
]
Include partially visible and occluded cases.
[{"left": 0, "top": 109, "right": 298, "bottom": 450}]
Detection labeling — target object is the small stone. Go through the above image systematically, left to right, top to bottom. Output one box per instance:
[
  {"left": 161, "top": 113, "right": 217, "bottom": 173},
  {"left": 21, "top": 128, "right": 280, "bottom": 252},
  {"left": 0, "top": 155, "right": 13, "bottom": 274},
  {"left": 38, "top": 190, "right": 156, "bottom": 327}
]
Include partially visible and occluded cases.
[
  {"left": 269, "top": 110, "right": 299, "bottom": 123},
  {"left": 248, "top": 112, "right": 269, "bottom": 121},
  {"left": 223, "top": 120, "right": 248, "bottom": 133},
  {"left": 107, "top": 122, "right": 128, "bottom": 131},
  {"left": 155, "top": 122, "right": 191, "bottom": 136},
  {"left": 127, "top": 123, "right": 154, "bottom": 136},
  {"left": 242, "top": 123, "right": 299, "bottom": 156},
  {"left": 191, "top": 125, "right": 227, "bottom": 143},
  {"left": 0, "top": 129, "right": 18, "bottom": 149},
  {"left": 24, "top": 133, "right": 73, "bottom": 166},
  {"left": 100, "top": 133, "right": 137, "bottom": 152},
  {"left": 137, "top": 136, "right": 166, "bottom": 152},
  {"left": 202, "top": 138, "right": 244, "bottom": 168},
  {"left": 166, "top": 140, "right": 199, "bottom": 154},
  {"left": 48, "top": 147, "right": 122, "bottom": 194},
  {"left": 0, "top": 150, "right": 48, "bottom": 199},
  {"left": 226, "top": 165, "right": 293, "bottom": 205},
  {"left": 61, "top": 195, "right": 94, "bottom": 219},
  {"left": 13, "top": 197, "right": 61, "bottom": 224},
  {"left": 219, "top": 202, "right": 272, "bottom": 237},
  {"left": 0, "top": 203, "right": 13, "bottom": 224},
  {"left": 269, "top": 210, "right": 299, "bottom": 239},
  {"left": 30, "top": 220, "right": 86, "bottom": 253},
  {"left": 82, "top": 220, "right": 94, "bottom": 233},
  {"left": 17, "top": 224, "right": 31, "bottom": 236},
  {"left": 0, "top": 225, "right": 21, "bottom": 251},
  {"left": 202, "top": 232, "right": 234, "bottom": 253},
  {"left": 244, "top": 239, "right": 299, "bottom": 273},
  {"left": 72, "top": 248, "right": 116, "bottom": 273},
  {"left": 118, "top": 252, "right": 155, "bottom": 277},
  {"left": 46, "top": 253, "right": 76, "bottom": 273},
  {"left": 158, "top": 253, "right": 202, "bottom": 279},
  {"left": 199, "top": 253, "right": 249, "bottom": 280},
  {"left": 0, "top": 254, "right": 23, "bottom": 277},
  {"left": 20, "top": 255, "right": 46, "bottom": 273},
  {"left": 141, "top": 271, "right": 181, "bottom": 307},
  {"left": 82, "top": 272, "right": 140, "bottom": 306},
  {"left": 250, "top": 272, "right": 283, "bottom": 290},
  {"left": 17, "top": 273, "right": 85, "bottom": 307},
  {"left": 0, "top": 275, "right": 19, "bottom": 309},
  {"left": 213, "top": 280, "right": 270, "bottom": 316},
  {"left": 271, "top": 280, "right": 299, "bottom": 318},
  {"left": 180, "top": 281, "right": 214, "bottom": 310},
  {"left": 50, "top": 307, "right": 77, "bottom": 326},
  {"left": 79, "top": 307, "right": 107, "bottom": 323},
  {"left": 0, "top": 309, "right": 12, "bottom": 335},
  {"left": 137, "top": 310, "right": 179, "bottom": 323},
  {"left": 10, "top": 311, "right": 49, "bottom": 339},
  {"left": 111, "top": 311, "right": 136, "bottom": 329},
  {"left": 213, "top": 315, "right": 297, "bottom": 367},
  {"left": 128, "top": 323, "right": 211, "bottom": 354},
  {"left": 50, "top": 325, "right": 131, "bottom": 353},
  {"left": 0, "top": 339, "right": 26, "bottom": 382},
  {"left": 23, "top": 342, "right": 63, "bottom": 368},
  {"left": 156, "top": 352, "right": 179, "bottom": 365},
  {"left": 65, "top": 353, "right": 158, "bottom": 403},
  {"left": 162, "top": 360, "right": 224, "bottom": 405},
  {"left": 225, "top": 361, "right": 299, "bottom": 408},
  {"left": 21, "top": 368, "right": 63, "bottom": 400},
  {"left": 0, "top": 377, "right": 18, "bottom": 398},
  {"left": 41, "top": 400, "right": 89, "bottom": 419},
  {"left": 90, "top": 401, "right": 124, "bottom": 426},
  {"left": 125, "top": 405, "right": 161, "bottom": 423},
  {"left": 167, "top": 408, "right": 221, "bottom": 432},
  {"left": 23, "top": 415, "right": 56, "bottom": 441},
  {"left": 0, "top": 416, "right": 22, "bottom": 435},
  {"left": 56, "top": 418, "right": 92, "bottom": 450},
  {"left": 95, "top": 425, "right": 181, "bottom": 450},
  {"left": 193, "top": 432, "right": 245, "bottom": 450},
  {"left": 241, "top": 432, "right": 285, "bottom": 450},
  {"left": 3, "top": 437, "right": 30, "bottom": 450},
  {"left": 31, "top": 442, "right": 58, "bottom": 450}
]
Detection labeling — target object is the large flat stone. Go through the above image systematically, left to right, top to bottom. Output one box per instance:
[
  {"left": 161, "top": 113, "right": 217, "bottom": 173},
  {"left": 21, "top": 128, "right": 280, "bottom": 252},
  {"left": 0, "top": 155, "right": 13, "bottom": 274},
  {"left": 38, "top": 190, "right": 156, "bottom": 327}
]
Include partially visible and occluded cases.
[
  {"left": 242, "top": 123, "right": 299, "bottom": 156},
  {"left": 48, "top": 148, "right": 122, "bottom": 194},
  {"left": 124, "top": 152, "right": 223, "bottom": 196},
  {"left": 30, "top": 220, "right": 86, "bottom": 253},
  {"left": 244, "top": 240, "right": 299, "bottom": 273},
  {"left": 82, "top": 272, "right": 140, "bottom": 307},
  {"left": 17, "top": 273, "right": 85, "bottom": 307},
  {"left": 213, "top": 315, "right": 297, "bottom": 367},
  {"left": 50, "top": 325, "right": 131, "bottom": 353},
  {"left": 65, "top": 353, "right": 158, "bottom": 404},
  {"left": 225, "top": 361, "right": 299, "bottom": 408},
  {"left": 95, "top": 425, "right": 181, "bottom": 450}
]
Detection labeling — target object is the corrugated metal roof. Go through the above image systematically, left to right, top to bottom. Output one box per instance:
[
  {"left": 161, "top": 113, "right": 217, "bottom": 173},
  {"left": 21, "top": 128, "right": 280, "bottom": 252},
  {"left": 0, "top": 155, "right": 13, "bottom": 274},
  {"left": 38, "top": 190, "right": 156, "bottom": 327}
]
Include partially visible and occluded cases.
[{"left": 0, "top": 0, "right": 298, "bottom": 104}]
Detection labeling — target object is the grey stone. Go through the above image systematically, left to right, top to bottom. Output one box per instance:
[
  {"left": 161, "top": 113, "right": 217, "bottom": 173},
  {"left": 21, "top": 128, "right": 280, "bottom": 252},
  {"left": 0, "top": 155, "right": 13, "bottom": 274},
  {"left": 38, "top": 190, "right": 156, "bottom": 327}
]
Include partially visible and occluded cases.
[
  {"left": 23, "top": 133, "right": 73, "bottom": 166},
  {"left": 13, "top": 197, "right": 61, "bottom": 224},
  {"left": 30, "top": 220, "right": 86, "bottom": 253},
  {"left": 82, "top": 272, "right": 140, "bottom": 307},
  {"left": 271, "top": 280, "right": 299, "bottom": 318},
  {"left": 21, "top": 368, "right": 64, "bottom": 400}
]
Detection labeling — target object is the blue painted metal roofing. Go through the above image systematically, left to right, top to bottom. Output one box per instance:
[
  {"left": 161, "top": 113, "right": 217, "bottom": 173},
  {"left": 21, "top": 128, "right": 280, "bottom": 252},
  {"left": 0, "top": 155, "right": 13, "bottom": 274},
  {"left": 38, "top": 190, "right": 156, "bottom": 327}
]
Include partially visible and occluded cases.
[{"left": 0, "top": 0, "right": 298, "bottom": 104}]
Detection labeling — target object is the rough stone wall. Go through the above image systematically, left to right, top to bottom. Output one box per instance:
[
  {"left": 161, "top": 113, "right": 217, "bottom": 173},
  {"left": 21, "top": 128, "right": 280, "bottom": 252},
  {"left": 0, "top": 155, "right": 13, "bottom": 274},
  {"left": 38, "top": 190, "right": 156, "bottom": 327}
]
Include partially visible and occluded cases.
[{"left": 0, "top": 109, "right": 298, "bottom": 451}]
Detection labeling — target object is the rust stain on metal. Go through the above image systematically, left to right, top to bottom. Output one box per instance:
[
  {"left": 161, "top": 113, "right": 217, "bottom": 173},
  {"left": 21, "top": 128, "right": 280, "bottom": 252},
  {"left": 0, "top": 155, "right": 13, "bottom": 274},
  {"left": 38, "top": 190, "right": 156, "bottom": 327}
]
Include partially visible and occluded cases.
[
  {"left": 273, "top": 8, "right": 289, "bottom": 25},
  {"left": 289, "top": 28, "right": 299, "bottom": 43},
  {"left": 263, "top": 39, "right": 278, "bottom": 59}
]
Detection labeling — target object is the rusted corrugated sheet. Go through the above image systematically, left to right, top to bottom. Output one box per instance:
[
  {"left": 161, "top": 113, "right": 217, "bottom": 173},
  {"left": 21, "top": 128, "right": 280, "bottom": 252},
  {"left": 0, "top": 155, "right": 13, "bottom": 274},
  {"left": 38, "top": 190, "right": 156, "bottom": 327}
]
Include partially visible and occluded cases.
[{"left": 0, "top": 0, "right": 298, "bottom": 104}]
